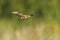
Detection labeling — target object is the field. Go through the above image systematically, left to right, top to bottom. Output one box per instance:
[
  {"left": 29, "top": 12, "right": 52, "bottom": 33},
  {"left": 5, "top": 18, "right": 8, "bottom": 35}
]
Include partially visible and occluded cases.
[{"left": 0, "top": 0, "right": 60, "bottom": 40}]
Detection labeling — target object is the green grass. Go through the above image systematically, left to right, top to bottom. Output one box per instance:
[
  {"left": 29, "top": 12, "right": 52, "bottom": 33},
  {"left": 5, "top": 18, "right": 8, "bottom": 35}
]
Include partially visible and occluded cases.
[{"left": 0, "top": 0, "right": 60, "bottom": 40}]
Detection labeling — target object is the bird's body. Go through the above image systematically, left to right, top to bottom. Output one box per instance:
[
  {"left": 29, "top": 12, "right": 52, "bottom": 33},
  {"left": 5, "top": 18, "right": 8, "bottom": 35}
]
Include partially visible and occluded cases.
[{"left": 12, "top": 11, "right": 40, "bottom": 19}]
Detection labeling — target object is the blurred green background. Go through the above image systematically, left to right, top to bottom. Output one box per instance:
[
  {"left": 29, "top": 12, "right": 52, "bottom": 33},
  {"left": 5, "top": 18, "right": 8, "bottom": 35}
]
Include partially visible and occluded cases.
[{"left": 0, "top": 0, "right": 60, "bottom": 40}]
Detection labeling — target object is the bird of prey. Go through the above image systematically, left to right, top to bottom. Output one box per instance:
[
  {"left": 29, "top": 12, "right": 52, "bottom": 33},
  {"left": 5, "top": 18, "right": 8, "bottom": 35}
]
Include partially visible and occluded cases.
[{"left": 12, "top": 11, "right": 40, "bottom": 19}]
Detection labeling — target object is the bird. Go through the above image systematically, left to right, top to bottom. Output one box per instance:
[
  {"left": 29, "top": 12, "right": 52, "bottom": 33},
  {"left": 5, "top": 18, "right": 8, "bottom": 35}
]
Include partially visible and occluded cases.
[{"left": 12, "top": 11, "right": 40, "bottom": 19}]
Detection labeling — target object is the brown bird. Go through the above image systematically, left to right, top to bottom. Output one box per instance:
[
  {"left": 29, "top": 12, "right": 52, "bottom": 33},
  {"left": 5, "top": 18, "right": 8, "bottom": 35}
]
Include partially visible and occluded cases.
[{"left": 12, "top": 11, "right": 40, "bottom": 19}]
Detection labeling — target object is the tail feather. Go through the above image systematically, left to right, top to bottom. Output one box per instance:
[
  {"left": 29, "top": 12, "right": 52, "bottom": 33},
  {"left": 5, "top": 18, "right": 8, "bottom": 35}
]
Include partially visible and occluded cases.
[{"left": 29, "top": 13, "right": 40, "bottom": 16}]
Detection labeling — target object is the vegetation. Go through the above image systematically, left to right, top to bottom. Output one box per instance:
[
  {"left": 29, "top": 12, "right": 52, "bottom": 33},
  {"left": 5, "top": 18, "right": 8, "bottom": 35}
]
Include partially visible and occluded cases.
[{"left": 0, "top": 0, "right": 60, "bottom": 40}]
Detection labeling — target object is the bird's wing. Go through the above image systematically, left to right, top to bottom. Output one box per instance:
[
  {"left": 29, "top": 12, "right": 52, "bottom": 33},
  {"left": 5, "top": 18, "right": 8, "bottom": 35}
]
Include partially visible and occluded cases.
[{"left": 16, "top": 14, "right": 23, "bottom": 17}]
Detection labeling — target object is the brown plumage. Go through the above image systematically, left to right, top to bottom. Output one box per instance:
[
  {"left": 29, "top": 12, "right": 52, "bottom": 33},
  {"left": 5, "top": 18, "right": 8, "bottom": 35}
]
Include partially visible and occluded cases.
[{"left": 12, "top": 11, "right": 40, "bottom": 19}]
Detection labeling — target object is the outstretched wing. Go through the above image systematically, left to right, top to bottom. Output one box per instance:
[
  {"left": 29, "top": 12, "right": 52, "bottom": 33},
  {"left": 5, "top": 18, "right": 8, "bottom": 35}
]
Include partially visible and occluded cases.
[
  {"left": 12, "top": 11, "right": 23, "bottom": 17},
  {"left": 15, "top": 13, "right": 23, "bottom": 17}
]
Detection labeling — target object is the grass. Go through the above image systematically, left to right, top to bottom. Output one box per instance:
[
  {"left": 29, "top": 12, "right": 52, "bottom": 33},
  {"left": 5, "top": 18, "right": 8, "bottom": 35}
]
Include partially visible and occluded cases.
[
  {"left": 0, "top": 0, "right": 60, "bottom": 40},
  {"left": 0, "top": 18, "right": 60, "bottom": 40}
]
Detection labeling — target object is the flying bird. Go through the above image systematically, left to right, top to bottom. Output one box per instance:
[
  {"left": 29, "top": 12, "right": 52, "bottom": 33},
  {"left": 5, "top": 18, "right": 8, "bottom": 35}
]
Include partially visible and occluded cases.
[{"left": 12, "top": 11, "right": 40, "bottom": 19}]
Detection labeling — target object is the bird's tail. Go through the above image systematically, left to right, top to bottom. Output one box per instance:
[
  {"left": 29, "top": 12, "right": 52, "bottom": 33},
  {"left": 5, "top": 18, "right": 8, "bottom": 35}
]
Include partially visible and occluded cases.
[{"left": 30, "top": 13, "right": 40, "bottom": 16}]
